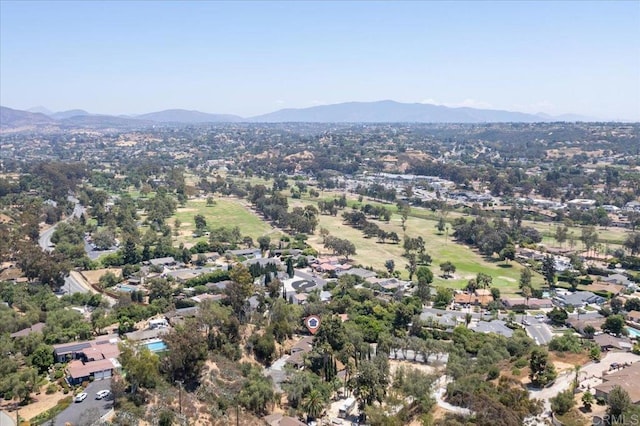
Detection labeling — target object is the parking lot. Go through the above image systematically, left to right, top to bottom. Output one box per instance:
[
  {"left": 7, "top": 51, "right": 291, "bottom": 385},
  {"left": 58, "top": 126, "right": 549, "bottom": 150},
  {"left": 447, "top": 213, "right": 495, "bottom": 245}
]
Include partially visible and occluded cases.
[{"left": 55, "top": 379, "right": 112, "bottom": 426}]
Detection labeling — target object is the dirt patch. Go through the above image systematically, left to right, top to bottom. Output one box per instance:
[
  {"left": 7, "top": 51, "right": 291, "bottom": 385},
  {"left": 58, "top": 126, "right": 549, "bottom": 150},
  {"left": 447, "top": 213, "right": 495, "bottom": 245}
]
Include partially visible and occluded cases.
[
  {"left": 176, "top": 208, "right": 197, "bottom": 213},
  {"left": 81, "top": 268, "right": 122, "bottom": 285},
  {"left": 550, "top": 352, "right": 590, "bottom": 372},
  {"left": 389, "top": 359, "right": 441, "bottom": 376},
  {"left": 0, "top": 386, "right": 67, "bottom": 421}
]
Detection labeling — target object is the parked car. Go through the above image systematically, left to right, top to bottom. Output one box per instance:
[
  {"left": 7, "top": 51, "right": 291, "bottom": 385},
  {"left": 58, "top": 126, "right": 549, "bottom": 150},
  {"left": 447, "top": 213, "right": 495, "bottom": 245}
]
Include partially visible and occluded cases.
[
  {"left": 522, "top": 319, "right": 531, "bottom": 326},
  {"left": 96, "top": 389, "right": 111, "bottom": 400},
  {"left": 74, "top": 392, "right": 88, "bottom": 403}
]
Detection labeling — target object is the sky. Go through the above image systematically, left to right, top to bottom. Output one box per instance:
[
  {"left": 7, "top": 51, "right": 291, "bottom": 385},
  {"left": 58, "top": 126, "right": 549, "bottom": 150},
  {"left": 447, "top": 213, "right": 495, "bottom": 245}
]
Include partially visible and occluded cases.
[{"left": 1, "top": 1, "right": 639, "bottom": 120}]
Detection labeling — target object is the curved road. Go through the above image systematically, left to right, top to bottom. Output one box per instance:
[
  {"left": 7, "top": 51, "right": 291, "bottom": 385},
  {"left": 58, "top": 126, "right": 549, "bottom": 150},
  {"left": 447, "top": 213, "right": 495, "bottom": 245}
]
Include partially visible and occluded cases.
[{"left": 38, "top": 197, "right": 93, "bottom": 297}]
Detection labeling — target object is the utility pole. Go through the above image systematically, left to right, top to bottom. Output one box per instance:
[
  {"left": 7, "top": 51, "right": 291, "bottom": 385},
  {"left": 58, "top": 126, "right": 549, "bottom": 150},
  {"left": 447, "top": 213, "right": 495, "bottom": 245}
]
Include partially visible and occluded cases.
[{"left": 176, "top": 380, "right": 183, "bottom": 415}]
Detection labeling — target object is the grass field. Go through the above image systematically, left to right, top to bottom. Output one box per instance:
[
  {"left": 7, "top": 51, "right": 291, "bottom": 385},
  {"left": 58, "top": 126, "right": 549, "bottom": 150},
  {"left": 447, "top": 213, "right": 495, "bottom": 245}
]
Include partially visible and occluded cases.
[
  {"left": 170, "top": 198, "right": 279, "bottom": 244},
  {"left": 296, "top": 199, "right": 544, "bottom": 295}
]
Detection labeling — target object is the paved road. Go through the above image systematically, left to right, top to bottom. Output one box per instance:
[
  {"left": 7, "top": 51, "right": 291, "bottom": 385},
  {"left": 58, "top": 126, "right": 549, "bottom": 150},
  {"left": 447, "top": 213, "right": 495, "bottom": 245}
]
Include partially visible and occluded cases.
[
  {"left": 38, "top": 198, "right": 85, "bottom": 252},
  {"left": 38, "top": 198, "right": 98, "bottom": 297},
  {"left": 521, "top": 315, "right": 555, "bottom": 345},
  {"left": 432, "top": 376, "right": 473, "bottom": 416},
  {"left": 55, "top": 379, "right": 112, "bottom": 426}
]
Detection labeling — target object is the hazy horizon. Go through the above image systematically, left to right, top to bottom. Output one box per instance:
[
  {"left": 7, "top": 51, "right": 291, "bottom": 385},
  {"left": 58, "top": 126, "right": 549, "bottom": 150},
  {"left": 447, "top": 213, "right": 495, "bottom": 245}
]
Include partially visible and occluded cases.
[{"left": 1, "top": 1, "right": 639, "bottom": 121}]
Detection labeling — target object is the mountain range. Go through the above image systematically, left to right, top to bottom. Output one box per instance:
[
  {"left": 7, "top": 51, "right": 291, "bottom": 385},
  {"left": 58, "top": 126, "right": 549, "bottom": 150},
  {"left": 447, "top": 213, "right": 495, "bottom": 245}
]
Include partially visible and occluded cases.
[{"left": 1, "top": 100, "right": 600, "bottom": 130}]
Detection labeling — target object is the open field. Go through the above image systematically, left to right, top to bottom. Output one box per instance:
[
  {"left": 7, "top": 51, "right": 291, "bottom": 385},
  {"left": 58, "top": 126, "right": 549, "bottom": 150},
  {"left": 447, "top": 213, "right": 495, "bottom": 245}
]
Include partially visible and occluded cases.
[
  {"left": 170, "top": 198, "right": 278, "bottom": 243},
  {"left": 295, "top": 199, "right": 544, "bottom": 295}
]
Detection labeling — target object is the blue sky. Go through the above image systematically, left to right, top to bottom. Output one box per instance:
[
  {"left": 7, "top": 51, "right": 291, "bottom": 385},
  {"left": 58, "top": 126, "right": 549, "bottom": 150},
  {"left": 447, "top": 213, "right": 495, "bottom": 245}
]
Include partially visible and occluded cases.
[{"left": 1, "top": 1, "right": 639, "bottom": 119}]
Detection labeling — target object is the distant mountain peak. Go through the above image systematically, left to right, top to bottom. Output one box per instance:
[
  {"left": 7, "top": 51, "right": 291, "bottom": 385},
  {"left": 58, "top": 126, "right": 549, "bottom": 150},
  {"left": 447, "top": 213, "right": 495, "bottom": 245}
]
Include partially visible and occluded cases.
[
  {"left": 249, "top": 100, "right": 551, "bottom": 123},
  {"left": 27, "top": 106, "right": 53, "bottom": 115},
  {"left": 136, "top": 109, "right": 242, "bottom": 123}
]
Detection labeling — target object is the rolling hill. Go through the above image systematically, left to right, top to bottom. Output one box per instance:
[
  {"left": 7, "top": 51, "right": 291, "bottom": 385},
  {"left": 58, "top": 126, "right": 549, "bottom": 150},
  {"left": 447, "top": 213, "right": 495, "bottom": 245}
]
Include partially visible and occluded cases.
[{"left": 249, "top": 100, "right": 548, "bottom": 123}]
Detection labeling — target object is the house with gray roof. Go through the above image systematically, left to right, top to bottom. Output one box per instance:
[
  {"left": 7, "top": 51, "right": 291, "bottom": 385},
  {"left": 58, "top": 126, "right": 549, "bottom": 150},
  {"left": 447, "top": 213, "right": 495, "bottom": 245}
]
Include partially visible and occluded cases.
[
  {"left": 556, "top": 291, "right": 606, "bottom": 308},
  {"left": 471, "top": 320, "right": 514, "bottom": 338}
]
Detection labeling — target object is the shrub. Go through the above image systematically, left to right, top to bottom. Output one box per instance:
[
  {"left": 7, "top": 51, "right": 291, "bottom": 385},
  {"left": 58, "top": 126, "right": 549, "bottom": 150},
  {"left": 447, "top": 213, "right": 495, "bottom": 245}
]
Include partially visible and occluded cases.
[
  {"left": 514, "top": 358, "right": 528, "bottom": 368},
  {"left": 487, "top": 366, "right": 500, "bottom": 380},
  {"left": 511, "top": 368, "right": 521, "bottom": 376},
  {"left": 46, "top": 383, "right": 58, "bottom": 394}
]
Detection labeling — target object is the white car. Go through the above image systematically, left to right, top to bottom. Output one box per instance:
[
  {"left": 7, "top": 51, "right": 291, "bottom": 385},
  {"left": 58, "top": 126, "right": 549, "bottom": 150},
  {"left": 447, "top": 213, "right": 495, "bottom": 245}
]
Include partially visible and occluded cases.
[
  {"left": 96, "top": 389, "right": 111, "bottom": 400},
  {"left": 74, "top": 392, "right": 88, "bottom": 403}
]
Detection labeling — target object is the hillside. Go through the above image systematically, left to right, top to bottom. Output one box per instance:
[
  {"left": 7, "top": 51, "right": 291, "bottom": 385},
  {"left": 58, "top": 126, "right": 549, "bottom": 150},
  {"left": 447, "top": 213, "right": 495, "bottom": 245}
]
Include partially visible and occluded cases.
[{"left": 249, "top": 100, "right": 549, "bottom": 123}]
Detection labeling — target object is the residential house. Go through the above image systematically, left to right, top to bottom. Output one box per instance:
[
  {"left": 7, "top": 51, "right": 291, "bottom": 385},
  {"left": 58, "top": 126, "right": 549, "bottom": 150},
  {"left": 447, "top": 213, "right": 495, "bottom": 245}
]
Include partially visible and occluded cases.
[
  {"left": 228, "top": 248, "right": 262, "bottom": 259},
  {"left": 149, "top": 257, "right": 176, "bottom": 267},
  {"left": 336, "top": 267, "right": 377, "bottom": 280},
  {"left": 555, "top": 291, "right": 606, "bottom": 308},
  {"left": 501, "top": 297, "right": 553, "bottom": 310},
  {"left": 567, "top": 314, "right": 606, "bottom": 336},
  {"left": 471, "top": 320, "right": 514, "bottom": 338},
  {"left": 10, "top": 322, "right": 45, "bottom": 339},
  {"left": 593, "top": 334, "right": 632, "bottom": 352},
  {"left": 53, "top": 336, "right": 122, "bottom": 385},
  {"left": 53, "top": 336, "right": 120, "bottom": 363},
  {"left": 285, "top": 336, "right": 314, "bottom": 370},
  {"left": 66, "top": 358, "right": 121, "bottom": 385},
  {"left": 594, "top": 361, "right": 640, "bottom": 404},
  {"left": 262, "top": 414, "right": 306, "bottom": 426}
]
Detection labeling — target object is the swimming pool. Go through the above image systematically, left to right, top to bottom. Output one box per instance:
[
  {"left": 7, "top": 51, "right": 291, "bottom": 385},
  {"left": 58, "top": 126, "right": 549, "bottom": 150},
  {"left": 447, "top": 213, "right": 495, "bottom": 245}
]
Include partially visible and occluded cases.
[
  {"left": 117, "top": 284, "right": 137, "bottom": 293},
  {"left": 626, "top": 326, "right": 640, "bottom": 339},
  {"left": 143, "top": 340, "right": 168, "bottom": 352}
]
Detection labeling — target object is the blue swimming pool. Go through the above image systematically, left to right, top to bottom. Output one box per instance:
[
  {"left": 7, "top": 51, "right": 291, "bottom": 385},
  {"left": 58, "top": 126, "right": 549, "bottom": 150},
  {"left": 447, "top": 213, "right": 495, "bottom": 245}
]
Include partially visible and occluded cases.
[
  {"left": 117, "top": 284, "right": 137, "bottom": 293},
  {"left": 627, "top": 327, "right": 640, "bottom": 339},
  {"left": 143, "top": 340, "right": 168, "bottom": 352}
]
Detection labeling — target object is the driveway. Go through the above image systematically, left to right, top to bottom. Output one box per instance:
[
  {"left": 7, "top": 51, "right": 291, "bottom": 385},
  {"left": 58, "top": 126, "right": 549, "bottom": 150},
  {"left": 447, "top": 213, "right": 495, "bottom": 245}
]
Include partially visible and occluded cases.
[
  {"left": 579, "top": 352, "right": 640, "bottom": 382},
  {"left": 528, "top": 370, "right": 574, "bottom": 413},
  {"left": 55, "top": 379, "right": 112, "bottom": 426}
]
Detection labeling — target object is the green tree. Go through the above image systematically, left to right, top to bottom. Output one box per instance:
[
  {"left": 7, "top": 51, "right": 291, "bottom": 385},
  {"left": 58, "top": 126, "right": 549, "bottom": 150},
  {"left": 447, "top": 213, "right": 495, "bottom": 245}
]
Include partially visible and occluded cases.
[
  {"left": 194, "top": 214, "right": 207, "bottom": 232},
  {"left": 555, "top": 225, "right": 568, "bottom": 247},
  {"left": 624, "top": 232, "right": 640, "bottom": 255},
  {"left": 258, "top": 235, "right": 271, "bottom": 254},
  {"left": 500, "top": 244, "right": 516, "bottom": 264},
  {"left": 541, "top": 255, "right": 556, "bottom": 287},
  {"left": 384, "top": 259, "right": 395, "bottom": 274},
  {"left": 439, "top": 261, "right": 455, "bottom": 278},
  {"left": 226, "top": 264, "right": 255, "bottom": 321},
  {"left": 415, "top": 266, "right": 433, "bottom": 303},
  {"left": 519, "top": 267, "right": 532, "bottom": 289},
  {"left": 433, "top": 287, "right": 453, "bottom": 309},
  {"left": 610, "top": 297, "right": 623, "bottom": 314},
  {"left": 546, "top": 307, "right": 568, "bottom": 326},
  {"left": 602, "top": 315, "right": 627, "bottom": 336},
  {"left": 161, "top": 319, "right": 208, "bottom": 385},
  {"left": 583, "top": 324, "right": 596, "bottom": 339},
  {"left": 118, "top": 342, "right": 159, "bottom": 394},
  {"left": 30, "top": 344, "right": 54, "bottom": 373},
  {"left": 529, "top": 348, "right": 557, "bottom": 387},
  {"left": 237, "top": 369, "right": 276, "bottom": 416},
  {"left": 607, "top": 385, "right": 631, "bottom": 418},
  {"left": 302, "top": 389, "right": 326, "bottom": 421},
  {"left": 550, "top": 389, "right": 575, "bottom": 415},
  {"left": 581, "top": 390, "right": 594, "bottom": 411}
]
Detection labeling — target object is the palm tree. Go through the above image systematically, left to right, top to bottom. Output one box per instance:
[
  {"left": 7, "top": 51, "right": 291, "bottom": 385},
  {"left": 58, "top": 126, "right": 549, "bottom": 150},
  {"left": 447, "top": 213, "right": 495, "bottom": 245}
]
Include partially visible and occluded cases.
[
  {"left": 467, "top": 279, "right": 477, "bottom": 305},
  {"left": 465, "top": 313, "right": 472, "bottom": 328},
  {"left": 302, "top": 389, "right": 325, "bottom": 422}
]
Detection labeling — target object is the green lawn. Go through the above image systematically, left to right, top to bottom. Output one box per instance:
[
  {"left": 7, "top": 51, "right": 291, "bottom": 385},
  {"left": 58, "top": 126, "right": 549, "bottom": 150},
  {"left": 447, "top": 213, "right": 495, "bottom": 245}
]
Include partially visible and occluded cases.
[
  {"left": 170, "top": 198, "right": 279, "bottom": 243},
  {"left": 297, "top": 199, "right": 544, "bottom": 295}
]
